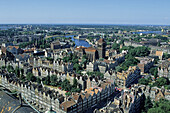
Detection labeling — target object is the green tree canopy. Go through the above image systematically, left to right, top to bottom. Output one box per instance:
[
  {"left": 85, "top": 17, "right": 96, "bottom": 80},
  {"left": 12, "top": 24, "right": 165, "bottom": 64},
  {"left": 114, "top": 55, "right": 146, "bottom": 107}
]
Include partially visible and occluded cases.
[
  {"left": 112, "top": 43, "right": 120, "bottom": 50},
  {"left": 163, "top": 53, "right": 170, "bottom": 60},
  {"left": 7, "top": 65, "right": 14, "bottom": 73},
  {"left": 15, "top": 66, "right": 20, "bottom": 78},
  {"left": 149, "top": 67, "right": 158, "bottom": 78},
  {"left": 26, "top": 72, "right": 36, "bottom": 82},
  {"left": 43, "top": 75, "right": 50, "bottom": 85},
  {"left": 50, "top": 75, "right": 58, "bottom": 86},
  {"left": 153, "top": 77, "right": 169, "bottom": 87},
  {"left": 139, "top": 78, "right": 150, "bottom": 85},
  {"left": 61, "top": 79, "right": 72, "bottom": 91},
  {"left": 143, "top": 96, "right": 153, "bottom": 112},
  {"left": 148, "top": 99, "right": 170, "bottom": 113}
]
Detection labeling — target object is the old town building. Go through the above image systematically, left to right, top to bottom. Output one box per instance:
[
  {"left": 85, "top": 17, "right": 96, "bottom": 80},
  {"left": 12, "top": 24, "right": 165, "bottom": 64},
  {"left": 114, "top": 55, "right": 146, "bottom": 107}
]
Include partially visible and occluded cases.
[
  {"left": 136, "top": 57, "right": 154, "bottom": 74},
  {"left": 158, "top": 58, "right": 170, "bottom": 80},
  {"left": 115, "top": 66, "right": 140, "bottom": 88}
]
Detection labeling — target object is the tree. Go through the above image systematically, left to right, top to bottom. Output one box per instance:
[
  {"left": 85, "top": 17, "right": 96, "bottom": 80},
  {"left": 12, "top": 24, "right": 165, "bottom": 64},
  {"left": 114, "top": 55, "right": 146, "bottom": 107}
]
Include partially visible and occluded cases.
[
  {"left": 112, "top": 43, "right": 120, "bottom": 50},
  {"left": 125, "top": 46, "right": 150, "bottom": 57},
  {"left": 163, "top": 53, "right": 170, "bottom": 60},
  {"left": 81, "top": 55, "right": 88, "bottom": 68},
  {"left": 120, "top": 57, "right": 139, "bottom": 71},
  {"left": 73, "top": 63, "right": 82, "bottom": 73},
  {"left": 7, "top": 65, "right": 14, "bottom": 73},
  {"left": 1, "top": 66, "right": 6, "bottom": 70},
  {"left": 15, "top": 66, "right": 20, "bottom": 78},
  {"left": 115, "top": 66, "right": 122, "bottom": 72},
  {"left": 149, "top": 67, "right": 158, "bottom": 78},
  {"left": 87, "top": 71, "right": 104, "bottom": 78},
  {"left": 95, "top": 71, "right": 104, "bottom": 79},
  {"left": 26, "top": 72, "right": 36, "bottom": 82},
  {"left": 43, "top": 75, "right": 50, "bottom": 85},
  {"left": 50, "top": 75, "right": 58, "bottom": 86},
  {"left": 36, "top": 77, "right": 41, "bottom": 84},
  {"left": 153, "top": 77, "right": 169, "bottom": 87},
  {"left": 72, "top": 78, "right": 78, "bottom": 88},
  {"left": 139, "top": 78, "right": 149, "bottom": 85},
  {"left": 61, "top": 79, "right": 71, "bottom": 91},
  {"left": 71, "top": 88, "right": 81, "bottom": 93},
  {"left": 65, "top": 92, "right": 71, "bottom": 96},
  {"left": 144, "top": 96, "right": 153, "bottom": 112},
  {"left": 148, "top": 99, "right": 170, "bottom": 113},
  {"left": 148, "top": 108, "right": 162, "bottom": 113}
]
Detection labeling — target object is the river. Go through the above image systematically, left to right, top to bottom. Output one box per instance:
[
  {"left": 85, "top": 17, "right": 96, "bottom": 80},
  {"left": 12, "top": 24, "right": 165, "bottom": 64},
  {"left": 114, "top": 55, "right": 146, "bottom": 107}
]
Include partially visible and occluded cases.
[
  {"left": 0, "top": 26, "right": 13, "bottom": 30},
  {"left": 133, "top": 31, "right": 162, "bottom": 34},
  {"left": 63, "top": 35, "right": 91, "bottom": 47}
]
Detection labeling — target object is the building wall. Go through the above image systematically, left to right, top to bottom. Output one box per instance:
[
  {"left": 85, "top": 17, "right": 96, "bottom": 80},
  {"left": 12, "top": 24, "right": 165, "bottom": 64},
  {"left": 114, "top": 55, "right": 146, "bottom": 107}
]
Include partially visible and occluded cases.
[{"left": 0, "top": 75, "right": 64, "bottom": 113}]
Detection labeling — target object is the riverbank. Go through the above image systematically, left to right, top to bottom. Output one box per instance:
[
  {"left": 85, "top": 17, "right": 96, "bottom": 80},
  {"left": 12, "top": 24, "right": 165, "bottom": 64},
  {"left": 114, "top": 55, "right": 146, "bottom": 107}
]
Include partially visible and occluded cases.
[
  {"left": 45, "top": 34, "right": 74, "bottom": 39},
  {"left": 46, "top": 34, "right": 91, "bottom": 47},
  {"left": 85, "top": 39, "right": 95, "bottom": 47}
]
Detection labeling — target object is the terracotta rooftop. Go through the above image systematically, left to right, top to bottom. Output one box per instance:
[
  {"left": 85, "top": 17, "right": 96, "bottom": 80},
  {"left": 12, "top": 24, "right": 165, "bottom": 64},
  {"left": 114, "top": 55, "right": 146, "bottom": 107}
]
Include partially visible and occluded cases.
[
  {"left": 98, "top": 38, "right": 105, "bottom": 43},
  {"left": 8, "top": 46, "right": 20, "bottom": 49},
  {"left": 75, "top": 46, "right": 87, "bottom": 51},
  {"left": 85, "top": 47, "right": 96, "bottom": 52},
  {"left": 24, "top": 48, "right": 35, "bottom": 52},
  {"left": 156, "top": 51, "right": 163, "bottom": 57},
  {"left": 19, "top": 54, "right": 26, "bottom": 58},
  {"left": 168, "top": 58, "right": 170, "bottom": 61},
  {"left": 103, "top": 59, "right": 110, "bottom": 63},
  {"left": 100, "top": 81, "right": 112, "bottom": 90},
  {"left": 85, "top": 87, "right": 100, "bottom": 96},
  {"left": 94, "top": 88, "right": 99, "bottom": 94},
  {"left": 84, "top": 93, "right": 90, "bottom": 98},
  {"left": 73, "top": 94, "right": 79, "bottom": 100},
  {"left": 60, "top": 100, "right": 76, "bottom": 111}
]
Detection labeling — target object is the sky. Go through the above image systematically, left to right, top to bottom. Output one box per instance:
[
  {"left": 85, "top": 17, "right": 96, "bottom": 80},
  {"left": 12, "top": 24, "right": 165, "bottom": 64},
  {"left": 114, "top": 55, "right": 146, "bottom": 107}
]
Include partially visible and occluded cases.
[{"left": 0, "top": 0, "right": 170, "bottom": 25}]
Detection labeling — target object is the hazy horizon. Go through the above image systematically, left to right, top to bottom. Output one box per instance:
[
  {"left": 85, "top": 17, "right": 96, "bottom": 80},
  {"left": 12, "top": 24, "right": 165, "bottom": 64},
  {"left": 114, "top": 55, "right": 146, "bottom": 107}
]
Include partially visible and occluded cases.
[{"left": 0, "top": 0, "right": 170, "bottom": 25}]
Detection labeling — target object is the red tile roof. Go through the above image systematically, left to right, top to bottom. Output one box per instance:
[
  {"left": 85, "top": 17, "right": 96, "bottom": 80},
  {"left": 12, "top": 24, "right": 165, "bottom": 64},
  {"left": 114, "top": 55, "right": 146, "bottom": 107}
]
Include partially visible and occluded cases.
[
  {"left": 98, "top": 38, "right": 105, "bottom": 43},
  {"left": 9, "top": 46, "right": 20, "bottom": 49},
  {"left": 85, "top": 47, "right": 96, "bottom": 52},
  {"left": 156, "top": 51, "right": 163, "bottom": 57},
  {"left": 60, "top": 100, "right": 76, "bottom": 111}
]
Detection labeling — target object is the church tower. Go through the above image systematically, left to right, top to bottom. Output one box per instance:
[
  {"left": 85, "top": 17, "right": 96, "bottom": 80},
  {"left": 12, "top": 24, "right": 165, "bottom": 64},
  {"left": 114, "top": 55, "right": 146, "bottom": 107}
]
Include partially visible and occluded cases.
[{"left": 97, "top": 38, "right": 106, "bottom": 59}]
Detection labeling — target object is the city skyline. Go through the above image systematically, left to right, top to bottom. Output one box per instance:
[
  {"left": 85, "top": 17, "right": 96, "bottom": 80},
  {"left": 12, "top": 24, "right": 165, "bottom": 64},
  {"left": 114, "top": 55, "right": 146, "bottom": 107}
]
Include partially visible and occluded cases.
[{"left": 0, "top": 0, "right": 170, "bottom": 25}]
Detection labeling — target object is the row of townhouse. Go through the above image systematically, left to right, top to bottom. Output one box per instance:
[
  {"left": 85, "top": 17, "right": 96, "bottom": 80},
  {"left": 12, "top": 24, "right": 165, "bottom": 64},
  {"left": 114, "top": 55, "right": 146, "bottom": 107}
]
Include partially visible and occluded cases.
[
  {"left": 30, "top": 57, "right": 73, "bottom": 74},
  {"left": 0, "top": 58, "right": 33, "bottom": 75},
  {"left": 157, "top": 58, "right": 170, "bottom": 80},
  {"left": 32, "top": 63, "right": 73, "bottom": 78},
  {"left": 0, "top": 73, "right": 65, "bottom": 113},
  {"left": 0, "top": 73, "right": 115, "bottom": 113},
  {"left": 60, "top": 80, "right": 115, "bottom": 113},
  {"left": 131, "top": 84, "right": 170, "bottom": 101}
]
